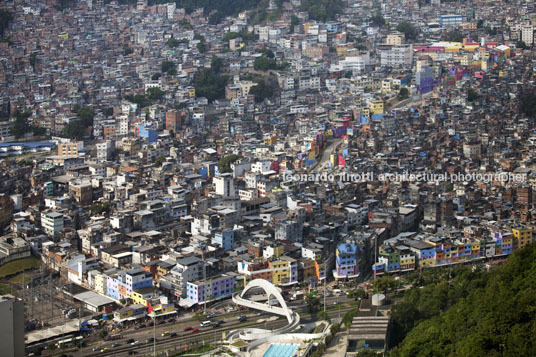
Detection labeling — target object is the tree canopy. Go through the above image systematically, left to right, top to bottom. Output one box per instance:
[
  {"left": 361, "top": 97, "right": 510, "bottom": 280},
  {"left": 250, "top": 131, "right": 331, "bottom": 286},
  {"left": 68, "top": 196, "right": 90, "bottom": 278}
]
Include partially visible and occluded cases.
[
  {"left": 300, "top": 0, "right": 344, "bottom": 22},
  {"left": 0, "top": 9, "right": 13, "bottom": 37},
  {"left": 396, "top": 21, "right": 418, "bottom": 40},
  {"left": 442, "top": 30, "right": 464, "bottom": 43},
  {"left": 253, "top": 56, "right": 287, "bottom": 71},
  {"left": 194, "top": 57, "right": 229, "bottom": 102},
  {"left": 249, "top": 79, "right": 277, "bottom": 103},
  {"left": 62, "top": 106, "right": 94, "bottom": 139},
  {"left": 218, "top": 154, "right": 241, "bottom": 173},
  {"left": 390, "top": 244, "right": 536, "bottom": 356}
]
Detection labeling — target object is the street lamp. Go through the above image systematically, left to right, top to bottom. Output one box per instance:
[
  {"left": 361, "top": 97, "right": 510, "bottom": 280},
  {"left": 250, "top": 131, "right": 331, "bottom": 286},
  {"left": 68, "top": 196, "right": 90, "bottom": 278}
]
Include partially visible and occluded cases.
[{"left": 149, "top": 311, "right": 156, "bottom": 357}]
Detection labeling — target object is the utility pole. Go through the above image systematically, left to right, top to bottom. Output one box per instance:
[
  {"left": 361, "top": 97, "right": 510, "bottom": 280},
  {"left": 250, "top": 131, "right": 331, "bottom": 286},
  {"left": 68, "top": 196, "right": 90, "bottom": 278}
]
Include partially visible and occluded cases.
[
  {"left": 373, "top": 235, "right": 377, "bottom": 284},
  {"left": 323, "top": 257, "right": 326, "bottom": 313},
  {"left": 50, "top": 280, "right": 54, "bottom": 320}
]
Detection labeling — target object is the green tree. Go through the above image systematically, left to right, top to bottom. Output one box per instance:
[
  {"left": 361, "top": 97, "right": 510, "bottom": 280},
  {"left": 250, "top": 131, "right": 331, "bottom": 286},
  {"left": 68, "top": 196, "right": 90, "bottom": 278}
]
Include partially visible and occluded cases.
[
  {"left": 300, "top": 0, "right": 343, "bottom": 22},
  {"left": 0, "top": 9, "right": 13, "bottom": 37},
  {"left": 369, "top": 13, "right": 385, "bottom": 26},
  {"left": 290, "top": 15, "right": 299, "bottom": 31},
  {"left": 396, "top": 21, "right": 418, "bottom": 40},
  {"left": 442, "top": 30, "right": 464, "bottom": 42},
  {"left": 196, "top": 36, "right": 207, "bottom": 53},
  {"left": 517, "top": 40, "right": 528, "bottom": 50},
  {"left": 123, "top": 46, "right": 133, "bottom": 56},
  {"left": 211, "top": 56, "right": 224, "bottom": 74},
  {"left": 161, "top": 60, "right": 175, "bottom": 74},
  {"left": 194, "top": 63, "right": 229, "bottom": 102},
  {"left": 151, "top": 73, "right": 161, "bottom": 80},
  {"left": 249, "top": 80, "right": 277, "bottom": 103},
  {"left": 146, "top": 87, "right": 165, "bottom": 101},
  {"left": 398, "top": 87, "right": 410, "bottom": 100},
  {"left": 467, "top": 88, "right": 479, "bottom": 102},
  {"left": 12, "top": 109, "right": 32, "bottom": 139},
  {"left": 218, "top": 154, "right": 241, "bottom": 173},
  {"left": 154, "top": 156, "right": 166, "bottom": 167},
  {"left": 90, "top": 202, "right": 110, "bottom": 215},
  {"left": 347, "top": 288, "right": 367, "bottom": 300},
  {"left": 305, "top": 293, "right": 321, "bottom": 313},
  {"left": 341, "top": 308, "right": 357, "bottom": 329},
  {"left": 317, "top": 310, "right": 331, "bottom": 323}
]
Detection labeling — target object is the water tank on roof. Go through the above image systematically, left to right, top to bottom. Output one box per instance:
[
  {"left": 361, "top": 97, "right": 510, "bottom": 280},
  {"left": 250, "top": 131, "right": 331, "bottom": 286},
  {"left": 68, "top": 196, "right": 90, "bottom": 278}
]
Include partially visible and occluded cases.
[{"left": 372, "top": 294, "right": 385, "bottom": 306}]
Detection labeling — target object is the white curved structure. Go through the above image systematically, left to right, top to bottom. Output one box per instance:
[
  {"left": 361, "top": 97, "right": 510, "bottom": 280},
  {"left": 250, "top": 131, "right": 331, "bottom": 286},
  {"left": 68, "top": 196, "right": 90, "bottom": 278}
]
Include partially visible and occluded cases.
[{"left": 233, "top": 279, "right": 293, "bottom": 323}]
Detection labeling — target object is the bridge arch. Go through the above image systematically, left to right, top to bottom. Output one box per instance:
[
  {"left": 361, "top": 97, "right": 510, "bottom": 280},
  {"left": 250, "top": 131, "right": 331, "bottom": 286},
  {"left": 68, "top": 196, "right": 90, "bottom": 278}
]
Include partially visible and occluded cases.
[{"left": 238, "top": 279, "right": 293, "bottom": 323}]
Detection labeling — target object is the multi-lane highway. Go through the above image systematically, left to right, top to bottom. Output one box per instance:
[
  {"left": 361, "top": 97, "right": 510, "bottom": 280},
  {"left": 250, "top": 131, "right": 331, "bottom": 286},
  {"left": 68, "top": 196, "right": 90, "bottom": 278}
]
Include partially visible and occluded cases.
[{"left": 69, "top": 294, "right": 353, "bottom": 357}]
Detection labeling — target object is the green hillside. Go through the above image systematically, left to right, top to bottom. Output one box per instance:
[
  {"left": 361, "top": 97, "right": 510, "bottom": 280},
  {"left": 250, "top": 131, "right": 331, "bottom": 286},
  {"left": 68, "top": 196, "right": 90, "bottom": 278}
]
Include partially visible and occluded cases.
[{"left": 390, "top": 244, "right": 536, "bottom": 356}]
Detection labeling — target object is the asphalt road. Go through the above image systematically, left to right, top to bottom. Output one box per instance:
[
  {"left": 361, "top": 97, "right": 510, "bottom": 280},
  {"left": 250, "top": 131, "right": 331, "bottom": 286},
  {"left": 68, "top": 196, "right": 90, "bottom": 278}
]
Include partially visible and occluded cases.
[
  {"left": 62, "top": 295, "right": 352, "bottom": 357},
  {"left": 80, "top": 303, "right": 356, "bottom": 357}
]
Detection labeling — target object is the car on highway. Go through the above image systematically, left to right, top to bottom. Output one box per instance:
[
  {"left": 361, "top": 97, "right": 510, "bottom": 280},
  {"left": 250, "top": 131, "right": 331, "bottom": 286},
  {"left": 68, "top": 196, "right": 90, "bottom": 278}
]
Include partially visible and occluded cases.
[
  {"left": 237, "top": 315, "right": 247, "bottom": 322},
  {"left": 212, "top": 322, "right": 221, "bottom": 329},
  {"left": 183, "top": 326, "right": 193, "bottom": 331},
  {"left": 190, "top": 328, "right": 199, "bottom": 333},
  {"left": 161, "top": 331, "right": 170, "bottom": 337},
  {"left": 169, "top": 332, "right": 177, "bottom": 337},
  {"left": 146, "top": 337, "right": 154, "bottom": 343},
  {"left": 126, "top": 338, "right": 134, "bottom": 344},
  {"left": 130, "top": 340, "right": 140, "bottom": 346},
  {"left": 111, "top": 343, "right": 120, "bottom": 348},
  {"left": 92, "top": 346, "right": 100, "bottom": 352},
  {"left": 100, "top": 348, "right": 109, "bottom": 353}
]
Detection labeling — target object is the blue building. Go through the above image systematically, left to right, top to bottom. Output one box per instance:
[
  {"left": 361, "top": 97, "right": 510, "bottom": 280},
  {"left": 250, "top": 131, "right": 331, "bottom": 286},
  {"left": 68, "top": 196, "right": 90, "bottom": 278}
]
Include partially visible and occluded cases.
[
  {"left": 439, "top": 15, "right": 464, "bottom": 28},
  {"left": 137, "top": 125, "right": 158, "bottom": 143},
  {"left": 212, "top": 230, "right": 234, "bottom": 251},
  {"left": 333, "top": 243, "right": 359, "bottom": 280},
  {"left": 186, "top": 274, "right": 236, "bottom": 303}
]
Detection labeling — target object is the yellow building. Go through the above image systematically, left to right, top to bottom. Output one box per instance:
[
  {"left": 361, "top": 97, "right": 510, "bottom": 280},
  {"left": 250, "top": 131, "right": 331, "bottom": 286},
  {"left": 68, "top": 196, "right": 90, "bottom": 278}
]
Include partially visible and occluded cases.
[
  {"left": 381, "top": 79, "right": 393, "bottom": 94},
  {"left": 187, "top": 86, "right": 196, "bottom": 98},
  {"left": 369, "top": 100, "right": 384, "bottom": 115},
  {"left": 512, "top": 227, "right": 533, "bottom": 248},
  {"left": 400, "top": 255, "right": 415, "bottom": 267},
  {"left": 268, "top": 256, "right": 297, "bottom": 285},
  {"left": 301, "top": 259, "right": 317, "bottom": 282},
  {"left": 270, "top": 260, "right": 291, "bottom": 285},
  {"left": 130, "top": 288, "right": 153, "bottom": 305}
]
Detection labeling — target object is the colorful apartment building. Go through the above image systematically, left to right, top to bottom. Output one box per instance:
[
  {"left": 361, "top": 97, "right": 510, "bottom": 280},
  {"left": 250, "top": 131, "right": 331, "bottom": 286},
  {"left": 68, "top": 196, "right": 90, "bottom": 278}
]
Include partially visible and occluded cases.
[
  {"left": 512, "top": 226, "right": 533, "bottom": 249},
  {"left": 373, "top": 230, "right": 529, "bottom": 275},
  {"left": 333, "top": 243, "right": 359, "bottom": 280},
  {"left": 237, "top": 256, "right": 299, "bottom": 286},
  {"left": 106, "top": 268, "right": 153, "bottom": 300},
  {"left": 185, "top": 274, "right": 237, "bottom": 304}
]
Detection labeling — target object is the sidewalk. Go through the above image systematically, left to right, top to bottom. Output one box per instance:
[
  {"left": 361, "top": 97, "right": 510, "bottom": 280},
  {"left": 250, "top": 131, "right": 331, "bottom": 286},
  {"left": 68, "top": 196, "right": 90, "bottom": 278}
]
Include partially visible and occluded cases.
[{"left": 324, "top": 330, "right": 348, "bottom": 357}]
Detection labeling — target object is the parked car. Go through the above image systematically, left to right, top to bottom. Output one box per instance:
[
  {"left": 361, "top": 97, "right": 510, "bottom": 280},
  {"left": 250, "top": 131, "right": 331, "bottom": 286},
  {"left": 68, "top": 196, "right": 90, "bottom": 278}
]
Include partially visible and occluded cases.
[
  {"left": 183, "top": 326, "right": 193, "bottom": 331},
  {"left": 190, "top": 328, "right": 199, "bottom": 333}
]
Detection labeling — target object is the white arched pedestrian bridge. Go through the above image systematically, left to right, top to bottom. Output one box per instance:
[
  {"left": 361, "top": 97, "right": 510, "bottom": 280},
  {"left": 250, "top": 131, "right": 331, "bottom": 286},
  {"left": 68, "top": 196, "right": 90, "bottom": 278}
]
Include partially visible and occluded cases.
[
  {"left": 229, "top": 279, "right": 301, "bottom": 342},
  {"left": 232, "top": 279, "right": 295, "bottom": 323}
]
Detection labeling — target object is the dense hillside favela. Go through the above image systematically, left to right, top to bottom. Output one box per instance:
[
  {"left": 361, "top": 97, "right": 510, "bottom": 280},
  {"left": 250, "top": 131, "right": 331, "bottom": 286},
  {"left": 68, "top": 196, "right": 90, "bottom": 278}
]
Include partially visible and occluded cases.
[{"left": 0, "top": 0, "right": 536, "bottom": 356}]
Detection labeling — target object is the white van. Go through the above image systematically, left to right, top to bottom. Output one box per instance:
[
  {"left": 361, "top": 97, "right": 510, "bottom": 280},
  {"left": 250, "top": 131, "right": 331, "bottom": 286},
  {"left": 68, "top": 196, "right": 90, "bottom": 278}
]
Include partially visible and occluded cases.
[{"left": 200, "top": 321, "right": 211, "bottom": 327}]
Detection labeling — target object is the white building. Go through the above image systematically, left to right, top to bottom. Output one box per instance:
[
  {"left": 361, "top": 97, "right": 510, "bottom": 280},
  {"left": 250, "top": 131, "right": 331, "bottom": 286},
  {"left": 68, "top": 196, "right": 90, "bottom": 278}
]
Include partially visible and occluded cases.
[
  {"left": 380, "top": 45, "right": 413, "bottom": 67},
  {"left": 213, "top": 173, "right": 236, "bottom": 198},
  {"left": 41, "top": 211, "right": 64, "bottom": 237}
]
